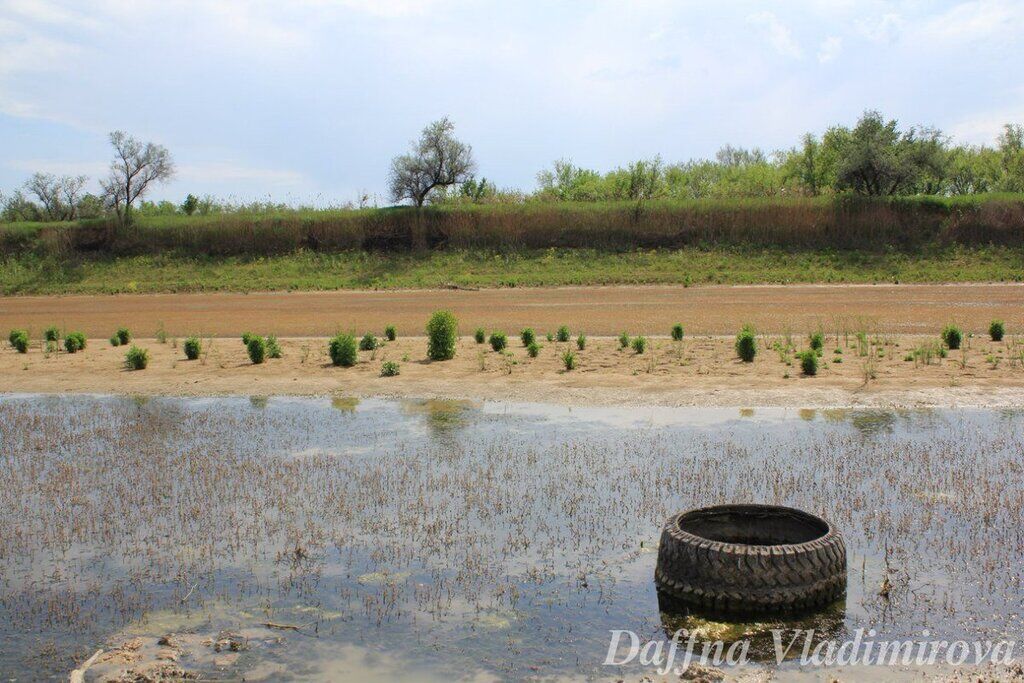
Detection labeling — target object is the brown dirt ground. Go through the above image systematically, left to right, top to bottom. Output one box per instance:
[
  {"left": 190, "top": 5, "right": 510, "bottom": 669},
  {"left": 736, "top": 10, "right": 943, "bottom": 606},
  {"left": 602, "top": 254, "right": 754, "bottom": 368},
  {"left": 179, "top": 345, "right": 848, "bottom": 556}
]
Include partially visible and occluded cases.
[
  {"left": 2, "top": 283, "right": 1022, "bottom": 338},
  {"left": 4, "top": 334, "right": 1023, "bottom": 408}
]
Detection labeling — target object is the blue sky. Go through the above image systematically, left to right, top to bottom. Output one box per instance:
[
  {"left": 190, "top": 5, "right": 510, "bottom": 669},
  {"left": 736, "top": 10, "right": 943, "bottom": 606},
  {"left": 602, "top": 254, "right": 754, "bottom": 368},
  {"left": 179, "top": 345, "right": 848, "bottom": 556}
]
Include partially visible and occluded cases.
[{"left": 1, "top": 0, "right": 1022, "bottom": 206}]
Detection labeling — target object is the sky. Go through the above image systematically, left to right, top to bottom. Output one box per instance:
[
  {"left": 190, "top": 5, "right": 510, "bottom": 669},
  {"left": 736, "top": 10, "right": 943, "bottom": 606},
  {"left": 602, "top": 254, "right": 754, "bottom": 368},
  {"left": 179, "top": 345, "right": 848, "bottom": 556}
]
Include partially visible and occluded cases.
[{"left": 1, "top": 0, "right": 1023, "bottom": 206}]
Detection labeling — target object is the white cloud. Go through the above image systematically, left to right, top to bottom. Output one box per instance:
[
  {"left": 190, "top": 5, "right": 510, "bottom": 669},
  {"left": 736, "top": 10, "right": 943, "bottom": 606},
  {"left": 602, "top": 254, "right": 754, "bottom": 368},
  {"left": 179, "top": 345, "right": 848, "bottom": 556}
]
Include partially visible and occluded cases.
[
  {"left": 0, "top": 0, "right": 99, "bottom": 27},
  {"left": 914, "top": 0, "right": 1023, "bottom": 44},
  {"left": 747, "top": 11, "right": 802, "bottom": 59},
  {"left": 856, "top": 12, "right": 904, "bottom": 43},
  {"left": 817, "top": 36, "right": 842, "bottom": 64},
  {"left": 949, "top": 108, "right": 1024, "bottom": 145}
]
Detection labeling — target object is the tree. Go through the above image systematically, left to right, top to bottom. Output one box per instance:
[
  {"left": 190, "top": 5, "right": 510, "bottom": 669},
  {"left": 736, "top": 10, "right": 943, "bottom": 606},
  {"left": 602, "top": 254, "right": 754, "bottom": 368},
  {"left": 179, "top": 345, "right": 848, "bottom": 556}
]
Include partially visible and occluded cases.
[
  {"left": 831, "top": 111, "right": 949, "bottom": 196},
  {"left": 388, "top": 117, "right": 475, "bottom": 207},
  {"left": 998, "top": 124, "right": 1024, "bottom": 192},
  {"left": 101, "top": 130, "right": 174, "bottom": 224},
  {"left": 783, "top": 133, "right": 832, "bottom": 196},
  {"left": 624, "top": 156, "right": 663, "bottom": 202},
  {"left": 536, "top": 160, "right": 603, "bottom": 201},
  {"left": 24, "top": 172, "right": 88, "bottom": 220},
  {"left": 459, "top": 177, "right": 495, "bottom": 203},
  {"left": 0, "top": 190, "right": 42, "bottom": 222},
  {"left": 181, "top": 194, "right": 199, "bottom": 215}
]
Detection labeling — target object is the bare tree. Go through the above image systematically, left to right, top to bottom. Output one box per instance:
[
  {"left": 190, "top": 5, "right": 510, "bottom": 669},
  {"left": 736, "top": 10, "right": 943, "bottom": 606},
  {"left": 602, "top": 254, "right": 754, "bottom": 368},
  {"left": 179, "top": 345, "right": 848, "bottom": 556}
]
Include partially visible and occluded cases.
[
  {"left": 388, "top": 117, "right": 475, "bottom": 207},
  {"left": 101, "top": 130, "right": 174, "bottom": 224},
  {"left": 24, "top": 173, "right": 88, "bottom": 221}
]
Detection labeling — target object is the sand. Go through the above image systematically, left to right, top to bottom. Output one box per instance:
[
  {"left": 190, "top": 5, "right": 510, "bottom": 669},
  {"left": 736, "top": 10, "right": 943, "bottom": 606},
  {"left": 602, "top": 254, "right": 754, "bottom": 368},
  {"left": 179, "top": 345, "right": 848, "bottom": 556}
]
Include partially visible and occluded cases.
[
  {"left": 1, "top": 283, "right": 1022, "bottom": 338},
  {"left": 3, "top": 334, "right": 1023, "bottom": 408}
]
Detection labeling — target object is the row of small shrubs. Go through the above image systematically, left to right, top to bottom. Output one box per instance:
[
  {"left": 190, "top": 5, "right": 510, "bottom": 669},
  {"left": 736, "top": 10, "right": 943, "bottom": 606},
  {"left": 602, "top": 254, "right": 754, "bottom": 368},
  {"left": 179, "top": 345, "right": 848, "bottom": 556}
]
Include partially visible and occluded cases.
[{"left": 5, "top": 316, "right": 1015, "bottom": 375}]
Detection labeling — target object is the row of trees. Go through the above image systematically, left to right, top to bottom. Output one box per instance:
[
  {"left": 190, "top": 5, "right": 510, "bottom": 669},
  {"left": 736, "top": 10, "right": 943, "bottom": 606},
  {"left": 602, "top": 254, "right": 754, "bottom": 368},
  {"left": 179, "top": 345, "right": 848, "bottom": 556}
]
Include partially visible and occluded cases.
[
  {"left": 4, "top": 111, "right": 1024, "bottom": 222},
  {"left": 521, "top": 112, "right": 1024, "bottom": 204},
  {"left": 1, "top": 131, "right": 173, "bottom": 223}
]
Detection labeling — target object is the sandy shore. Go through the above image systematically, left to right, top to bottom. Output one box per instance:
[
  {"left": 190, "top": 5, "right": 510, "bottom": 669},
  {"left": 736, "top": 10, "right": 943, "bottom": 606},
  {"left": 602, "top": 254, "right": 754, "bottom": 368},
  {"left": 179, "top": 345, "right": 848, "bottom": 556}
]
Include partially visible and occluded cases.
[
  {"left": 2, "top": 282, "right": 1022, "bottom": 338},
  {"left": 4, "top": 334, "right": 1023, "bottom": 408}
]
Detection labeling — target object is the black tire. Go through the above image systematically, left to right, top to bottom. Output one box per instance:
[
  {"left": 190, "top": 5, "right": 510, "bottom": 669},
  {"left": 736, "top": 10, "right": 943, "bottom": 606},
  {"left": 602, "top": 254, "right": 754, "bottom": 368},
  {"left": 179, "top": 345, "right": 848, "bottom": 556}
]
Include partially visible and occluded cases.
[{"left": 655, "top": 504, "right": 846, "bottom": 615}]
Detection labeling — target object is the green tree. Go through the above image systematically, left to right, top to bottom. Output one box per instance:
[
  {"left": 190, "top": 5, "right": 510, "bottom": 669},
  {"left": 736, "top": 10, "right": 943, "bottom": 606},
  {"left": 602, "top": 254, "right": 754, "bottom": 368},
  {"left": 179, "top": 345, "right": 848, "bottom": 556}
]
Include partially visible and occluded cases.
[
  {"left": 831, "top": 111, "right": 949, "bottom": 196},
  {"left": 388, "top": 117, "right": 476, "bottom": 207},
  {"left": 997, "top": 124, "right": 1024, "bottom": 192},
  {"left": 181, "top": 194, "right": 199, "bottom": 215}
]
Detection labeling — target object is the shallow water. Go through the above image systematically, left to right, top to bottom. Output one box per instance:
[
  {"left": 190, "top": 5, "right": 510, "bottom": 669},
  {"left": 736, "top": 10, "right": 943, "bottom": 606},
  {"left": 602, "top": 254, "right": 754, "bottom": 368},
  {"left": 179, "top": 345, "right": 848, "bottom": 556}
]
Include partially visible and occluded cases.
[{"left": 0, "top": 395, "right": 1022, "bottom": 679}]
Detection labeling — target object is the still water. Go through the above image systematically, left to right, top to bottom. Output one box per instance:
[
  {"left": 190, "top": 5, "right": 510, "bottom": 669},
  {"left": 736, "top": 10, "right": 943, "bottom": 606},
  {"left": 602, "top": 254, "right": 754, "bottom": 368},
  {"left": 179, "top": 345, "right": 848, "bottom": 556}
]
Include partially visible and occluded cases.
[{"left": 0, "top": 395, "right": 1022, "bottom": 679}]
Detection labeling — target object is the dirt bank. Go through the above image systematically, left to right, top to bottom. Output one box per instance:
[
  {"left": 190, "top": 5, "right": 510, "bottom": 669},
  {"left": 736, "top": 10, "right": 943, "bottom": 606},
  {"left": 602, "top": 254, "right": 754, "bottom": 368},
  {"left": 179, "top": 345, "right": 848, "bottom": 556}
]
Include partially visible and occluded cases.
[
  {"left": 1, "top": 283, "right": 1022, "bottom": 338},
  {"left": 3, "top": 334, "right": 1023, "bottom": 408}
]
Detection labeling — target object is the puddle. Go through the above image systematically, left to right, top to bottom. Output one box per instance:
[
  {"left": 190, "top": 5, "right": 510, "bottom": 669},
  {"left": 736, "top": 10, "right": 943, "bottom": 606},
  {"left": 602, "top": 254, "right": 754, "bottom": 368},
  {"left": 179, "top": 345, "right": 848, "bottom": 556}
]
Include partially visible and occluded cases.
[{"left": 0, "top": 394, "right": 1022, "bottom": 679}]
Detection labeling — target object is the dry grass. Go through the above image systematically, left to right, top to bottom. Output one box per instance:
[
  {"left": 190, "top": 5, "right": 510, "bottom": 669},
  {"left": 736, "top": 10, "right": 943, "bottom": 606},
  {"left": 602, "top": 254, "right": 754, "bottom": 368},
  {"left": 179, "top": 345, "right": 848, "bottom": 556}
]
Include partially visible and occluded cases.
[{"left": 4, "top": 195, "right": 1024, "bottom": 259}]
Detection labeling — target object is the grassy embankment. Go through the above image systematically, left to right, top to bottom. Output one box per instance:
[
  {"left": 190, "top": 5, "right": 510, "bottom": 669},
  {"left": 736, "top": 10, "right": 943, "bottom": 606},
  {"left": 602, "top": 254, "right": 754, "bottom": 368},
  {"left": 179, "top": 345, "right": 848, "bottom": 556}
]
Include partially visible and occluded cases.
[{"left": 2, "top": 195, "right": 1022, "bottom": 294}]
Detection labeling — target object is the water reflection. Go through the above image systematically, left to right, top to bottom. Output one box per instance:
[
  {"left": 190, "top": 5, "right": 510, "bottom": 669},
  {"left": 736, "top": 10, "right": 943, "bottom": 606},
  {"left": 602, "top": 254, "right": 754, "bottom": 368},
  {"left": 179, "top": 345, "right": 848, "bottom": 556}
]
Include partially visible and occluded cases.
[
  {"left": 330, "top": 395, "right": 360, "bottom": 413},
  {"left": 400, "top": 398, "right": 478, "bottom": 436},
  {"left": 658, "top": 593, "right": 847, "bottom": 661}
]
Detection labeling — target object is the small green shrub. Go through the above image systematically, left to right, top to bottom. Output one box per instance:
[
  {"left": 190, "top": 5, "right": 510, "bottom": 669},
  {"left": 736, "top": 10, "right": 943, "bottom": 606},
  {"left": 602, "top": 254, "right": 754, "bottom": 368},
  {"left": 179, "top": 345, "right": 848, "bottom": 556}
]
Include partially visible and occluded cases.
[
  {"left": 426, "top": 310, "right": 458, "bottom": 361},
  {"left": 989, "top": 320, "right": 1005, "bottom": 342},
  {"left": 671, "top": 324, "right": 684, "bottom": 342},
  {"left": 735, "top": 324, "right": 757, "bottom": 362},
  {"left": 384, "top": 325, "right": 397, "bottom": 342},
  {"left": 942, "top": 325, "right": 963, "bottom": 350},
  {"left": 43, "top": 326, "right": 59, "bottom": 343},
  {"left": 556, "top": 326, "right": 570, "bottom": 342},
  {"left": 116, "top": 327, "right": 131, "bottom": 345},
  {"left": 474, "top": 328, "right": 486, "bottom": 344},
  {"left": 520, "top": 328, "right": 536, "bottom": 347},
  {"left": 11, "top": 330, "right": 29, "bottom": 354},
  {"left": 489, "top": 331, "right": 507, "bottom": 352},
  {"left": 546, "top": 331, "right": 554, "bottom": 342},
  {"left": 619, "top": 331, "right": 630, "bottom": 348},
  {"left": 64, "top": 332, "right": 86, "bottom": 353},
  {"left": 242, "top": 332, "right": 255, "bottom": 346},
  {"left": 809, "top": 332, "right": 824, "bottom": 353},
  {"left": 329, "top": 333, "right": 358, "bottom": 367},
  {"left": 359, "top": 333, "right": 378, "bottom": 351},
  {"left": 576, "top": 333, "right": 587, "bottom": 350},
  {"left": 109, "top": 335, "right": 121, "bottom": 347},
  {"left": 266, "top": 335, "right": 282, "bottom": 358},
  {"left": 631, "top": 335, "right": 647, "bottom": 354},
  {"left": 183, "top": 336, "right": 201, "bottom": 360},
  {"left": 246, "top": 336, "right": 267, "bottom": 364},
  {"left": 527, "top": 341, "right": 541, "bottom": 358},
  {"left": 125, "top": 345, "right": 149, "bottom": 370},
  {"left": 561, "top": 349, "right": 577, "bottom": 370},
  {"left": 799, "top": 350, "right": 818, "bottom": 376},
  {"left": 380, "top": 360, "right": 400, "bottom": 377}
]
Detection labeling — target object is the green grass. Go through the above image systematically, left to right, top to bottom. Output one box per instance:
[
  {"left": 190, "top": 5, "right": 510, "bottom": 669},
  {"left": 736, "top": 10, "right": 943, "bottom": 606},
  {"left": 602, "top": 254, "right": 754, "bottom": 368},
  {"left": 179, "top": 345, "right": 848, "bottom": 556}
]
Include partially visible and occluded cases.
[{"left": 1, "top": 245, "right": 1021, "bottom": 295}]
